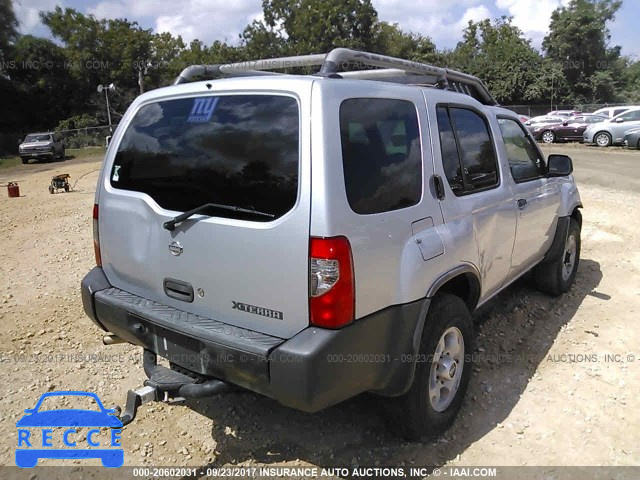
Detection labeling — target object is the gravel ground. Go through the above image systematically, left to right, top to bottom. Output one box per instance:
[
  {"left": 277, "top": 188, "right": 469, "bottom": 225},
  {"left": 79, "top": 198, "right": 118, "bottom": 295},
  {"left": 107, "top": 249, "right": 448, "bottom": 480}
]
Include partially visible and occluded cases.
[{"left": 0, "top": 146, "right": 638, "bottom": 471}]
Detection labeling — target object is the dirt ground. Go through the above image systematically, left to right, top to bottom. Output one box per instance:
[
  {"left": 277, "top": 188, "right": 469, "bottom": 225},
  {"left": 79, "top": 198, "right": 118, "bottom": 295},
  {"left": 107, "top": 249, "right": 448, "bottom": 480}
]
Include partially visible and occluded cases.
[{"left": 0, "top": 145, "right": 639, "bottom": 471}]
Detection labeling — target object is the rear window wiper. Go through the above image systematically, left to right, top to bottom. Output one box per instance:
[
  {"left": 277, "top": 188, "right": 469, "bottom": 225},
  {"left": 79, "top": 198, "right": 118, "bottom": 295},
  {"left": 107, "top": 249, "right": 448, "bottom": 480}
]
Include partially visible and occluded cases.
[{"left": 163, "top": 202, "right": 275, "bottom": 231}]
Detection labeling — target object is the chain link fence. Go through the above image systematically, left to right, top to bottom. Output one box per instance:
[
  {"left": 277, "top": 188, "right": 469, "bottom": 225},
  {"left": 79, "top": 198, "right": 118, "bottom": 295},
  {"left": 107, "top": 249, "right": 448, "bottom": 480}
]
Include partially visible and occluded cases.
[
  {"left": 502, "top": 103, "right": 633, "bottom": 117},
  {"left": 55, "top": 125, "right": 116, "bottom": 149}
]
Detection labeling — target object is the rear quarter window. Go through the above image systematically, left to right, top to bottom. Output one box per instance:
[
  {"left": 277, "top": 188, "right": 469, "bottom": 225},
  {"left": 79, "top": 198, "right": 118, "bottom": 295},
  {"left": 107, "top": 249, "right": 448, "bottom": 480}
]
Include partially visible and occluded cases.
[
  {"left": 111, "top": 95, "right": 299, "bottom": 221},
  {"left": 340, "top": 98, "right": 422, "bottom": 214}
]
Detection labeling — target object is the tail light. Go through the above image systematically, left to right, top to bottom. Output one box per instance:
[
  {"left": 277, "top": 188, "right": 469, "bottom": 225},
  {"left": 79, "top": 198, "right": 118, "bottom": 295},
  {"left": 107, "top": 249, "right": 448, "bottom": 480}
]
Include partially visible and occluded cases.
[
  {"left": 93, "top": 204, "right": 102, "bottom": 267},
  {"left": 309, "top": 236, "right": 354, "bottom": 328}
]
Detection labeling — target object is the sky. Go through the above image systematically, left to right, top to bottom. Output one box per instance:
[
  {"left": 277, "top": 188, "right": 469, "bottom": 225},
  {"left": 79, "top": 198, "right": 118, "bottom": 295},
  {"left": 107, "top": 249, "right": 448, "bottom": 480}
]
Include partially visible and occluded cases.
[{"left": 11, "top": 0, "right": 640, "bottom": 59}]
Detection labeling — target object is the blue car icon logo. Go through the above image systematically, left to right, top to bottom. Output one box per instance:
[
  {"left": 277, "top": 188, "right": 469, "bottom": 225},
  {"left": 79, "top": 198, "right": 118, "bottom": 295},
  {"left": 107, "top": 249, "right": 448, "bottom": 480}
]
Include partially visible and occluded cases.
[{"left": 15, "top": 391, "right": 123, "bottom": 468}]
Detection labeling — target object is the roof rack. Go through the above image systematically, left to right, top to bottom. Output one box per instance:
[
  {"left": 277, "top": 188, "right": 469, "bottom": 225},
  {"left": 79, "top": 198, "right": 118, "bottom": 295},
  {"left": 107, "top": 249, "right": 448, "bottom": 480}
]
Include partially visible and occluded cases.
[{"left": 173, "top": 48, "right": 497, "bottom": 106}]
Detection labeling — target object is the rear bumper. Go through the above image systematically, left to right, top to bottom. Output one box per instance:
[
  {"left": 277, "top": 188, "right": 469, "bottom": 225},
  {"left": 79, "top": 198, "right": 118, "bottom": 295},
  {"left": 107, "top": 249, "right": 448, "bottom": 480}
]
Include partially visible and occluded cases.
[{"left": 81, "top": 267, "right": 428, "bottom": 412}]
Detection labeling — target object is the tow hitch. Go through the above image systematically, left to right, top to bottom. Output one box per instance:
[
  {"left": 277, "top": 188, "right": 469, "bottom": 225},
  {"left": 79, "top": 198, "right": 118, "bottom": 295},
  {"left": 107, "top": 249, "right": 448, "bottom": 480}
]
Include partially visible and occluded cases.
[{"left": 114, "top": 349, "right": 231, "bottom": 426}]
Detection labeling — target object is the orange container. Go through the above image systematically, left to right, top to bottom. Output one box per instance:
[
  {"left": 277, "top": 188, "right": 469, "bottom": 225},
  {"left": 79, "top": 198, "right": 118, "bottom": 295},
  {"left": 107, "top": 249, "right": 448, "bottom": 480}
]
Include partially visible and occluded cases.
[{"left": 7, "top": 182, "right": 20, "bottom": 198}]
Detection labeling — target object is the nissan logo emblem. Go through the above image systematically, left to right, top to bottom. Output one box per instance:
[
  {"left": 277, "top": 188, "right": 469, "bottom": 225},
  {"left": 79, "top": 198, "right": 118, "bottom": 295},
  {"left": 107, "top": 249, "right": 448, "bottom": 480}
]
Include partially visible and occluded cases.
[{"left": 169, "top": 241, "right": 183, "bottom": 256}]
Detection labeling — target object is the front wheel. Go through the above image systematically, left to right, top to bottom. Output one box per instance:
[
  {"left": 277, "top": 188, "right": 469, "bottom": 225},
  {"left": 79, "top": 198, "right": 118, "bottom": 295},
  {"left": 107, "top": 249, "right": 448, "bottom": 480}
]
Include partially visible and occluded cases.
[
  {"left": 541, "top": 130, "right": 555, "bottom": 143},
  {"left": 594, "top": 132, "right": 612, "bottom": 147},
  {"left": 21, "top": 157, "right": 28, "bottom": 164},
  {"left": 534, "top": 218, "right": 581, "bottom": 296},
  {"left": 387, "top": 293, "right": 473, "bottom": 441}
]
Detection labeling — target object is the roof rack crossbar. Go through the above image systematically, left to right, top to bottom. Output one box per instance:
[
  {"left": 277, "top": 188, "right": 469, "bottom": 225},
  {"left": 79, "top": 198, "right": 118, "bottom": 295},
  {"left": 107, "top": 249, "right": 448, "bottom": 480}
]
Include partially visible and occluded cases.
[{"left": 173, "top": 48, "right": 497, "bottom": 105}]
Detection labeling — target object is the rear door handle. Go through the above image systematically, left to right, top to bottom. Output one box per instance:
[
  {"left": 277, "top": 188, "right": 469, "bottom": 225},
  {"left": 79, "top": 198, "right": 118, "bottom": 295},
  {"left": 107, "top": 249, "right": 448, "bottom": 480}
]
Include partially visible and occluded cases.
[
  {"left": 431, "top": 174, "right": 445, "bottom": 200},
  {"left": 517, "top": 198, "right": 527, "bottom": 210},
  {"left": 163, "top": 278, "right": 194, "bottom": 303}
]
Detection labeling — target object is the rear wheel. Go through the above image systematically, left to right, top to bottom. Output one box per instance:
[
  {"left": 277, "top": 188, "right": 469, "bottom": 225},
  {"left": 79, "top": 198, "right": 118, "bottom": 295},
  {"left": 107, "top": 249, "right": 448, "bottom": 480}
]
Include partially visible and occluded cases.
[
  {"left": 541, "top": 130, "right": 555, "bottom": 143},
  {"left": 594, "top": 131, "right": 611, "bottom": 147},
  {"left": 534, "top": 218, "right": 581, "bottom": 296},
  {"left": 387, "top": 293, "right": 473, "bottom": 441}
]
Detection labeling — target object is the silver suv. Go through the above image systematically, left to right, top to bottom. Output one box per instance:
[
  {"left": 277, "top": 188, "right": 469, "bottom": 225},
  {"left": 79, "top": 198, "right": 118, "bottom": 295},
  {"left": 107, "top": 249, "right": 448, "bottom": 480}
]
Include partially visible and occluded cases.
[{"left": 81, "top": 49, "right": 583, "bottom": 440}]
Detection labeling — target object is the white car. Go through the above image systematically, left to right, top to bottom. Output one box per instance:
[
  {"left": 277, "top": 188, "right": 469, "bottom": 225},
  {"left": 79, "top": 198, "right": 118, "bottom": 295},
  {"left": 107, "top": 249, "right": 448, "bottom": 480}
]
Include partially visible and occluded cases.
[
  {"left": 591, "top": 106, "right": 637, "bottom": 119},
  {"left": 584, "top": 107, "right": 640, "bottom": 146}
]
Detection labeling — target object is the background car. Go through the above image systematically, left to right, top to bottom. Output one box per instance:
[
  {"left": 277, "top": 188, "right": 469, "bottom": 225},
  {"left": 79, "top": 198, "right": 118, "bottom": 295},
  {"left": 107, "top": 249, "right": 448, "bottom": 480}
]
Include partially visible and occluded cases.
[
  {"left": 592, "top": 106, "right": 636, "bottom": 119},
  {"left": 584, "top": 107, "right": 640, "bottom": 146},
  {"left": 547, "top": 109, "right": 581, "bottom": 117},
  {"left": 532, "top": 114, "right": 608, "bottom": 143},
  {"left": 524, "top": 115, "right": 564, "bottom": 127},
  {"left": 624, "top": 127, "right": 640, "bottom": 149},
  {"left": 19, "top": 132, "right": 65, "bottom": 164}
]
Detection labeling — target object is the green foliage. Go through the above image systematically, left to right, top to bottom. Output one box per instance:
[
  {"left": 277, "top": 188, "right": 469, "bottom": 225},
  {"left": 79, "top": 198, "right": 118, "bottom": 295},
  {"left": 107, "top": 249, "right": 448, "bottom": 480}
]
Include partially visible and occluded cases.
[
  {"left": 0, "top": 0, "right": 18, "bottom": 62},
  {"left": 260, "top": 0, "right": 379, "bottom": 54},
  {"left": 543, "top": 0, "right": 623, "bottom": 102},
  {"left": 445, "top": 17, "right": 545, "bottom": 104},
  {"left": 373, "top": 22, "right": 436, "bottom": 60},
  {"left": 55, "top": 114, "right": 108, "bottom": 148}
]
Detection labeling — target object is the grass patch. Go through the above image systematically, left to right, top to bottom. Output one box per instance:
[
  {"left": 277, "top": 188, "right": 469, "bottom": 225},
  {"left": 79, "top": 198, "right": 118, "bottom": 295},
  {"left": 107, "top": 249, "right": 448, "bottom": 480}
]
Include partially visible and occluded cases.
[
  {"left": 0, "top": 146, "right": 104, "bottom": 170},
  {"left": 67, "top": 146, "right": 105, "bottom": 159},
  {"left": 0, "top": 155, "right": 22, "bottom": 170}
]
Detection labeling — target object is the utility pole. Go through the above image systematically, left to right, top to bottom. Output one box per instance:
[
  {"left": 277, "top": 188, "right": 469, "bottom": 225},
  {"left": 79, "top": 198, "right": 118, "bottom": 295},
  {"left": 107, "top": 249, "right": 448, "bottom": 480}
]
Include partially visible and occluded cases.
[{"left": 97, "top": 83, "right": 116, "bottom": 133}]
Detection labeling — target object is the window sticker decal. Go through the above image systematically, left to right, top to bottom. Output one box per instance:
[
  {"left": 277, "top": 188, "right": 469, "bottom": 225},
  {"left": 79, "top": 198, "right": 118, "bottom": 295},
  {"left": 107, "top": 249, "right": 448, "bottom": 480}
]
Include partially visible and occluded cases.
[{"left": 187, "top": 97, "right": 219, "bottom": 123}]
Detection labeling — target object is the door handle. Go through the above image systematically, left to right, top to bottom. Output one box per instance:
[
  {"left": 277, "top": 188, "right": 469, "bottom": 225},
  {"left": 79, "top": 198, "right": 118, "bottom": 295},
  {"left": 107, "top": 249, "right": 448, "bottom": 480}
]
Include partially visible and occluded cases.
[
  {"left": 431, "top": 174, "right": 445, "bottom": 200},
  {"left": 517, "top": 198, "right": 527, "bottom": 210}
]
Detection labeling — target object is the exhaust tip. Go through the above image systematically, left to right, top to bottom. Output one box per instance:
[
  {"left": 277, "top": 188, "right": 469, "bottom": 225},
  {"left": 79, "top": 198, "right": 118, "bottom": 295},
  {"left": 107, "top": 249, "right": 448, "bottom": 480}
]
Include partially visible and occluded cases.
[{"left": 103, "top": 334, "right": 126, "bottom": 345}]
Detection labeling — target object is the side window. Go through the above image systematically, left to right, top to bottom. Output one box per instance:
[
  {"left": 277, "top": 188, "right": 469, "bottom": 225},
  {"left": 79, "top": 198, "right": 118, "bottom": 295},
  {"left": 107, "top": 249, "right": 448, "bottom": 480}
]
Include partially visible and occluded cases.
[
  {"left": 340, "top": 98, "right": 422, "bottom": 214},
  {"left": 435, "top": 107, "right": 464, "bottom": 193},
  {"left": 449, "top": 108, "right": 499, "bottom": 191},
  {"left": 618, "top": 110, "right": 640, "bottom": 122},
  {"left": 497, "top": 118, "right": 546, "bottom": 182}
]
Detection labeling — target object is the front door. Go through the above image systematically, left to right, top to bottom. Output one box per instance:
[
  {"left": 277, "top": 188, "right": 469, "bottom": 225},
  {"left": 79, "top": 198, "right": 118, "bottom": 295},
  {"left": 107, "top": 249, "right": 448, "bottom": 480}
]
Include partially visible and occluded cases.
[{"left": 496, "top": 118, "right": 561, "bottom": 277}]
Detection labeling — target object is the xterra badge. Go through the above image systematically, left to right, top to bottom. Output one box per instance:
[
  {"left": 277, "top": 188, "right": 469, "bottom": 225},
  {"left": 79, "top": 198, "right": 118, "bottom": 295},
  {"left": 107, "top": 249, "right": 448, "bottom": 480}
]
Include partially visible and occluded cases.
[{"left": 232, "top": 301, "right": 283, "bottom": 320}]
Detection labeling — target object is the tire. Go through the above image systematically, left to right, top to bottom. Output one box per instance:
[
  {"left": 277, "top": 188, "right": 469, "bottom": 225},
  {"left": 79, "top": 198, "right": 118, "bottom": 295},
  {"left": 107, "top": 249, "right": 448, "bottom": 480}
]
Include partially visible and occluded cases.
[
  {"left": 541, "top": 130, "right": 555, "bottom": 144},
  {"left": 594, "top": 131, "right": 611, "bottom": 147},
  {"left": 21, "top": 157, "right": 28, "bottom": 164},
  {"left": 48, "top": 185, "right": 54, "bottom": 194},
  {"left": 534, "top": 218, "right": 581, "bottom": 296},
  {"left": 387, "top": 293, "right": 474, "bottom": 441}
]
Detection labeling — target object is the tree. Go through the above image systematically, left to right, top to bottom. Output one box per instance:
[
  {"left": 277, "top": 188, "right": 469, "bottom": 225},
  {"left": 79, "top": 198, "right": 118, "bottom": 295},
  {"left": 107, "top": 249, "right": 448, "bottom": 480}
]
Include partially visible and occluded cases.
[
  {"left": 0, "top": 0, "right": 18, "bottom": 62},
  {"left": 258, "top": 0, "right": 379, "bottom": 54},
  {"left": 542, "top": 0, "right": 622, "bottom": 102},
  {"left": 447, "top": 17, "right": 545, "bottom": 104},
  {"left": 372, "top": 22, "right": 436, "bottom": 61}
]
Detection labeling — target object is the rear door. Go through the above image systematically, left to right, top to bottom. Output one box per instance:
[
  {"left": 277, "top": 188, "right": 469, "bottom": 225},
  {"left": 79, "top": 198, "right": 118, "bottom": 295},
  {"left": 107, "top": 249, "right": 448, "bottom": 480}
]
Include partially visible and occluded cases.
[{"left": 98, "top": 85, "right": 312, "bottom": 339}]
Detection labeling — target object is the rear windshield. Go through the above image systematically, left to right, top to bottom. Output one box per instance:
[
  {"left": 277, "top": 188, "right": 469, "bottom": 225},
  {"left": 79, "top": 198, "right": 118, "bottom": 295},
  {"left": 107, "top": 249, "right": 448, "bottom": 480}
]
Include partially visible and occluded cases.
[{"left": 111, "top": 95, "right": 299, "bottom": 221}]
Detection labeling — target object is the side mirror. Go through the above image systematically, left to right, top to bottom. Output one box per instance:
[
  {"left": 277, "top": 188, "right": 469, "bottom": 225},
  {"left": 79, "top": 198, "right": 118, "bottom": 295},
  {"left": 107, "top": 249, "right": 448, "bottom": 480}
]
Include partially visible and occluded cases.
[
  {"left": 615, "top": 117, "right": 624, "bottom": 123},
  {"left": 562, "top": 120, "right": 569, "bottom": 126},
  {"left": 548, "top": 154, "right": 573, "bottom": 177}
]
